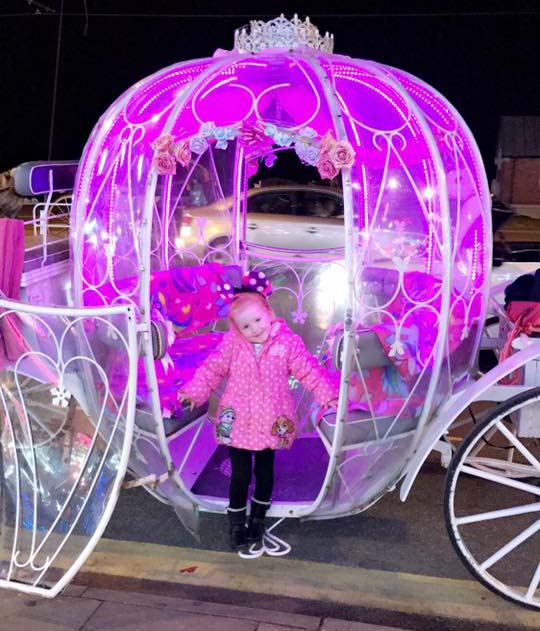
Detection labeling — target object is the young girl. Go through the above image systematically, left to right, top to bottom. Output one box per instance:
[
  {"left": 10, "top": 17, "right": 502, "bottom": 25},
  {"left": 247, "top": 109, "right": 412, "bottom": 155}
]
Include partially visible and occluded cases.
[{"left": 179, "top": 281, "right": 338, "bottom": 551}]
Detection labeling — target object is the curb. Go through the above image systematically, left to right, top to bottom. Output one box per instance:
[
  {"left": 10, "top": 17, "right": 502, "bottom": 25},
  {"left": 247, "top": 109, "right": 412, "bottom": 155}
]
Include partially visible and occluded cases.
[{"left": 68, "top": 537, "right": 540, "bottom": 631}]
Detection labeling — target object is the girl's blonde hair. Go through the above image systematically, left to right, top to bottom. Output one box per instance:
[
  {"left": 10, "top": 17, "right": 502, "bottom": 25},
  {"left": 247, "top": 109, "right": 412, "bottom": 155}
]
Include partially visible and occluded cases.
[{"left": 229, "top": 291, "right": 274, "bottom": 323}]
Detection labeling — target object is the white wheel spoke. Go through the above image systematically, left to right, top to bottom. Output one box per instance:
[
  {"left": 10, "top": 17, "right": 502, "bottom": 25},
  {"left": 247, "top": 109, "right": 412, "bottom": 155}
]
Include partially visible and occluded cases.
[
  {"left": 448, "top": 389, "right": 540, "bottom": 609},
  {"left": 447, "top": 417, "right": 471, "bottom": 430},
  {"left": 495, "top": 421, "right": 540, "bottom": 473},
  {"left": 469, "top": 424, "right": 498, "bottom": 459},
  {"left": 466, "top": 457, "right": 538, "bottom": 477},
  {"left": 461, "top": 465, "right": 540, "bottom": 496},
  {"left": 455, "top": 502, "right": 540, "bottom": 526},
  {"left": 481, "top": 519, "right": 540, "bottom": 571},
  {"left": 526, "top": 562, "right": 540, "bottom": 601}
]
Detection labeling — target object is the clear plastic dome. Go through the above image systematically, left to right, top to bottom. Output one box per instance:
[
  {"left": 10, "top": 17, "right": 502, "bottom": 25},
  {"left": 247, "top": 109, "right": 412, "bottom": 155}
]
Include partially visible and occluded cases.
[{"left": 71, "top": 23, "right": 491, "bottom": 526}]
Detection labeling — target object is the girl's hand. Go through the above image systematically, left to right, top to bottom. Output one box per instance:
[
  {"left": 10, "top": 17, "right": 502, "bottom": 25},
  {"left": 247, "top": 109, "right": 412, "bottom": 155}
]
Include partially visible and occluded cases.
[{"left": 178, "top": 394, "right": 196, "bottom": 411}]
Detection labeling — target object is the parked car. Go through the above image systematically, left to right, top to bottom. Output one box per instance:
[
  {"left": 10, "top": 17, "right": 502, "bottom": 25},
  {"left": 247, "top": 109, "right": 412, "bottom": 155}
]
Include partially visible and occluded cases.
[
  {"left": 175, "top": 185, "right": 345, "bottom": 257},
  {"left": 244, "top": 186, "right": 344, "bottom": 252},
  {"left": 176, "top": 187, "right": 540, "bottom": 282}
]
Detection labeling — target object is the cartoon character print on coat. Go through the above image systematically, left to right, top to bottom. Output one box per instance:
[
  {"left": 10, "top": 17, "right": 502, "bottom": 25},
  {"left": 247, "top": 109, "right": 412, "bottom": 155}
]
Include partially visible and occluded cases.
[
  {"left": 216, "top": 406, "right": 236, "bottom": 444},
  {"left": 271, "top": 415, "right": 295, "bottom": 448}
]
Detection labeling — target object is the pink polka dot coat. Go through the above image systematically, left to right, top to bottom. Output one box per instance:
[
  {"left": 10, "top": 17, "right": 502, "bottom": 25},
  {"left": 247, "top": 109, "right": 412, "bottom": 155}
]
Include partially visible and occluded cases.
[{"left": 181, "top": 320, "right": 338, "bottom": 450}]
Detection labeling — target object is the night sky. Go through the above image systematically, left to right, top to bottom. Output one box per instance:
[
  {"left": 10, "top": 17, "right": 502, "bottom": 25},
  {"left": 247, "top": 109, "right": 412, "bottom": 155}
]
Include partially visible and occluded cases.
[{"left": 1, "top": 0, "right": 539, "bottom": 181}]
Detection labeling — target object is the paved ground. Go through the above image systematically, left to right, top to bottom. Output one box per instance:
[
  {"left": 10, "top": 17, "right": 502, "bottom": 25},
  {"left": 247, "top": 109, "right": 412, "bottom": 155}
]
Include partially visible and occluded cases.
[
  {"left": 6, "top": 428, "right": 540, "bottom": 630},
  {"left": 3, "top": 454, "right": 528, "bottom": 630},
  {"left": 98, "top": 457, "right": 540, "bottom": 630},
  {"left": 104, "top": 461, "right": 475, "bottom": 581},
  {"left": 2, "top": 462, "right": 540, "bottom": 629},
  {"left": 0, "top": 583, "right": 413, "bottom": 631}
]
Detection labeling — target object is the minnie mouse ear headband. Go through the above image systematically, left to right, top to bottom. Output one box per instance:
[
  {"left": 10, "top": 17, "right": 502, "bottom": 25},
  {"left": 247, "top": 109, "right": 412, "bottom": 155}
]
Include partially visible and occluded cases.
[
  {"left": 240, "top": 269, "right": 273, "bottom": 296},
  {"left": 217, "top": 270, "right": 273, "bottom": 302}
]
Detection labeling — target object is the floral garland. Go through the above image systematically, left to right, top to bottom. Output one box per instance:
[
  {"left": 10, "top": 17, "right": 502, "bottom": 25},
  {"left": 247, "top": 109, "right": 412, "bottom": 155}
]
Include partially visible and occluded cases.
[{"left": 150, "top": 121, "right": 355, "bottom": 181}]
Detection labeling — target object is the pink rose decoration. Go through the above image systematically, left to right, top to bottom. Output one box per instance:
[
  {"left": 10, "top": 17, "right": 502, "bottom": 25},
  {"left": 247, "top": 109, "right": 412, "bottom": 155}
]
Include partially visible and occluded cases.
[
  {"left": 238, "top": 121, "right": 267, "bottom": 148},
  {"left": 320, "top": 130, "right": 335, "bottom": 153},
  {"left": 151, "top": 134, "right": 174, "bottom": 153},
  {"left": 172, "top": 141, "right": 192, "bottom": 167},
  {"left": 329, "top": 141, "right": 356, "bottom": 169},
  {"left": 153, "top": 152, "right": 177, "bottom": 176},
  {"left": 317, "top": 155, "right": 339, "bottom": 180},
  {"left": 246, "top": 160, "right": 259, "bottom": 179}
]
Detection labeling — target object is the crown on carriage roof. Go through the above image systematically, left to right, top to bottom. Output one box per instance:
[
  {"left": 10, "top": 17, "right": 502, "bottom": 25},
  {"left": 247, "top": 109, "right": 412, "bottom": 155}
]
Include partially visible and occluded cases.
[{"left": 234, "top": 14, "right": 334, "bottom": 54}]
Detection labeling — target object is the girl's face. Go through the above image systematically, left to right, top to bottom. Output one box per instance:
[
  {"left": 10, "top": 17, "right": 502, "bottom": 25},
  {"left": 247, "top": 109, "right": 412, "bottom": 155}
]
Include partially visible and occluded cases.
[{"left": 232, "top": 300, "right": 273, "bottom": 344}]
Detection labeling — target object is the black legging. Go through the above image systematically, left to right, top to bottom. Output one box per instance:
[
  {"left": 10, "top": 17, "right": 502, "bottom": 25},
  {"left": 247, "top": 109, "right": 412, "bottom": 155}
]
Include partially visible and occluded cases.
[{"left": 228, "top": 447, "right": 275, "bottom": 509}]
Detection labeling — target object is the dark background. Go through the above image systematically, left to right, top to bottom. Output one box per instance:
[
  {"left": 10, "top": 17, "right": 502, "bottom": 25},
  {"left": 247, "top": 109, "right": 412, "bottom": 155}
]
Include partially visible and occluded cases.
[{"left": 1, "top": 0, "right": 539, "bottom": 182}]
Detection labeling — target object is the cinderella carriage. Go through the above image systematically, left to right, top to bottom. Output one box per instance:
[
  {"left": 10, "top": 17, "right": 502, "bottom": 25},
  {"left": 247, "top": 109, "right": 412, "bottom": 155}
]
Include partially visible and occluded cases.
[{"left": 2, "top": 15, "right": 540, "bottom": 609}]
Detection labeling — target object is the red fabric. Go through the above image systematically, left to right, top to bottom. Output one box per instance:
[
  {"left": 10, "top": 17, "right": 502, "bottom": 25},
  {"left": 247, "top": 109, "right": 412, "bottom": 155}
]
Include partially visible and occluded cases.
[
  {"left": 0, "top": 218, "right": 24, "bottom": 300},
  {"left": 0, "top": 219, "right": 28, "bottom": 362},
  {"left": 499, "top": 301, "right": 540, "bottom": 384}
]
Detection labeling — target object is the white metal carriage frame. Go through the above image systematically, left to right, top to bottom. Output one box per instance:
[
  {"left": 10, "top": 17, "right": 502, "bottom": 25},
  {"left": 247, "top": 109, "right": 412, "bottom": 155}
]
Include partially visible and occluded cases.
[
  {"left": 1, "top": 14, "right": 539, "bottom": 609},
  {"left": 0, "top": 300, "right": 138, "bottom": 597}
]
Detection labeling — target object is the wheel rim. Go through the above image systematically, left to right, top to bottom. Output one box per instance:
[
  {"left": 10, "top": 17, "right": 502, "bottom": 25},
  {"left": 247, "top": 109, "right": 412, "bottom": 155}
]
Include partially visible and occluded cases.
[{"left": 446, "top": 387, "right": 540, "bottom": 609}]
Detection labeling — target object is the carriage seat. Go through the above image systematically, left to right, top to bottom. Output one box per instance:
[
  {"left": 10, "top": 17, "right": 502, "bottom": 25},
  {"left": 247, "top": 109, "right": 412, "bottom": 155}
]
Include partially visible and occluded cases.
[
  {"left": 14, "top": 160, "right": 78, "bottom": 196},
  {"left": 89, "top": 262, "right": 241, "bottom": 436},
  {"left": 146, "top": 263, "right": 242, "bottom": 434},
  {"left": 317, "top": 327, "right": 416, "bottom": 448},
  {"left": 331, "top": 327, "right": 391, "bottom": 371},
  {"left": 141, "top": 330, "right": 224, "bottom": 436},
  {"left": 163, "top": 399, "right": 209, "bottom": 436},
  {"left": 317, "top": 409, "right": 416, "bottom": 447}
]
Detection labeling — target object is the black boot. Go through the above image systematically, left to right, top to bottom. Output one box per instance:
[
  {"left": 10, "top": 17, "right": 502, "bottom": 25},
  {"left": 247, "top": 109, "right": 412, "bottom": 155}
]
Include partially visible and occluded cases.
[
  {"left": 247, "top": 498, "right": 271, "bottom": 544},
  {"left": 227, "top": 507, "right": 248, "bottom": 551}
]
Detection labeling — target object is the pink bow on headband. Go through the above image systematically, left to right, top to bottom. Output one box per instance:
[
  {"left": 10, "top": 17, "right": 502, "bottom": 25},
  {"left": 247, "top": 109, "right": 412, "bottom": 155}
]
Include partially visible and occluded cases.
[
  {"left": 241, "top": 269, "right": 273, "bottom": 296},
  {"left": 217, "top": 270, "right": 273, "bottom": 302}
]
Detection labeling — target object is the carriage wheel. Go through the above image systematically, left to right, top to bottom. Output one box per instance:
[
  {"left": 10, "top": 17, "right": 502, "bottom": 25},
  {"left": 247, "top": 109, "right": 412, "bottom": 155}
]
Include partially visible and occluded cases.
[{"left": 444, "top": 386, "right": 540, "bottom": 609}]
